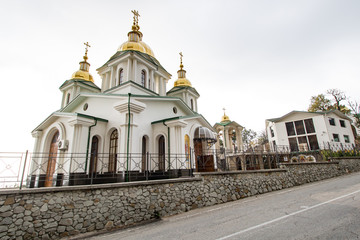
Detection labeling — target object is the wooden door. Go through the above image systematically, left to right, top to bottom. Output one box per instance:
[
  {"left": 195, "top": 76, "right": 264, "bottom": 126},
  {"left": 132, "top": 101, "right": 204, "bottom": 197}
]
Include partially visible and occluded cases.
[{"left": 45, "top": 131, "right": 59, "bottom": 187}]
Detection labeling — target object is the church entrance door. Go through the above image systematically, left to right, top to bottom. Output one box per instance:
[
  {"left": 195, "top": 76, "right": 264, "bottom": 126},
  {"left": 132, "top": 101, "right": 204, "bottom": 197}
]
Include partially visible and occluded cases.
[{"left": 45, "top": 131, "right": 59, "bottom": 187}]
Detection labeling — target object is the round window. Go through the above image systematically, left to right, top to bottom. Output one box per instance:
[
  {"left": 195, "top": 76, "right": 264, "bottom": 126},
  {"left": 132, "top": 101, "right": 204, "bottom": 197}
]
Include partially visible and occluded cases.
[{"left": 83, "top": 103, "right": 88, "bottom": 111}]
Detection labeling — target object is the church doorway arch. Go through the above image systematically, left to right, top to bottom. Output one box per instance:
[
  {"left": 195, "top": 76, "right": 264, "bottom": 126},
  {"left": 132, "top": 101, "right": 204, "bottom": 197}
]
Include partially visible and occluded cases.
[
  {"left": 193, "top": 127, "right": 217, "bottom": 172},
  {"left": 45, "top": 131, "right": 59, "bottom": 187},
  {"left": 158, "top": 135, "right": 165, "bottom": 171},
  {"left": 90, "top": 136, "right": 99, "bottom": 174}
]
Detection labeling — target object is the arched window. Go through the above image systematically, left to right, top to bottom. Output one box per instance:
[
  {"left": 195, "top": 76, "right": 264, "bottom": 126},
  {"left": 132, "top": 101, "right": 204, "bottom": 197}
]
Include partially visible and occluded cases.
[
  {"left": 118, "top": 69, "right": 124, "bottom": 85},
  {"left": 141, "top": 70, "right": 146, "bottom": 87},
  {"left": 66, "top": 93, "right": 71, "bottom": 105},
  {"left": 190, "top": 99, "right": 194, "bottom": 110},
  {"left": 109, "top": 130, "right": 118, "bottom": 173}
]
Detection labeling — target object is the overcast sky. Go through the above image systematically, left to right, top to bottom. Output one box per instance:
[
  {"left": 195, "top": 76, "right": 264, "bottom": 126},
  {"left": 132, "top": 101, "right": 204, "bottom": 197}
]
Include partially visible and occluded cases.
[{"left": 1, "top": 0, "right": 359, "bottom": 152}]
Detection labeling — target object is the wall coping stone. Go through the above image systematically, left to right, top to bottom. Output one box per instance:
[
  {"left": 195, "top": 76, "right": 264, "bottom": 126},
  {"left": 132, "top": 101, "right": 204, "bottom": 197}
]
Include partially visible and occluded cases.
[
  {"left": 330, "top": 157, "right": 360, "bottom": 160},
  {"left": 280, "top": 161, "right": 339, "bottom": 166},
  {"left": 193, "top": 169, "right": 287, "bottom": 176},
  {"left": 0, "top": 177, "right": 202, "bottom": 196}
]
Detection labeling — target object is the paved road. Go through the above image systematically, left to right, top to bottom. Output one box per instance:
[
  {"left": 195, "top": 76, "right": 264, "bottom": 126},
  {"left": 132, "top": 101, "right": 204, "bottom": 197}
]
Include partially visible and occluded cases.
[{"left": 89, "top": 173, "right": 360, "bottom": 240}]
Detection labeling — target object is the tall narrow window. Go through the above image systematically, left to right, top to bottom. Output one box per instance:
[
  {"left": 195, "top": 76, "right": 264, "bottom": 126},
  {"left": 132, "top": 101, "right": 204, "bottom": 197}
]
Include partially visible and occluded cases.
[
  {"left": 118, "top": 69, "right": 124, "bottom": 85},
  {"left": 141, "top": 70, "right": 146, "bottom": 87},
  {"left": 148, "top": 78, "right": 151, "bottom": 90},
  {"left": 66, "top": 93, "right": 71, "bottom": 105},
  {"left": 190, "top": 99, "right": 194, "bottom": 110},
  {"left": 109, "top": 130, "right": 118, "bottom": 173},
  {"left": 90, "top": 136, "right": 99, "bottom": 174},
  {"left": 142, "top": 136, "right": 147, "bottom": 171},
  {"left": 158, "top": 136, "right": 165, "bottom": 171}
]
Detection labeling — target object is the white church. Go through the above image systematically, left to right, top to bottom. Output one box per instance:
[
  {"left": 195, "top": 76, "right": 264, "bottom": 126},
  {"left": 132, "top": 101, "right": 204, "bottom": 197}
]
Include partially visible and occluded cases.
[{"left": 29, "top": 11, "right": 217, "bottom": 187}]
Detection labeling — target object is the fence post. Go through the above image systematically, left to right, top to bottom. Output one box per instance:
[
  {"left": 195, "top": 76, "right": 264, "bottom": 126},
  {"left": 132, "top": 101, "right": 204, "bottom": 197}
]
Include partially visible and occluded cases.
[{"left": 19, "top": 150, "right": 29, "bottom": 190}]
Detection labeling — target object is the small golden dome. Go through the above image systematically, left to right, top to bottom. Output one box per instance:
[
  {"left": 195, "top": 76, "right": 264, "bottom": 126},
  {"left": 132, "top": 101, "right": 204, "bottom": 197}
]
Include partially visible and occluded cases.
[
  {"left": 70, "top": 42, "right": 94, "bottom": 82},
  {"left": 71, "top": 69, "right": 94, "bottom": 82},
  {"left": 174, "top": 77, "right": 192, "bottom": 87},
  {"left": 221, "top": 114, "right": 231, "bottom": 123}
]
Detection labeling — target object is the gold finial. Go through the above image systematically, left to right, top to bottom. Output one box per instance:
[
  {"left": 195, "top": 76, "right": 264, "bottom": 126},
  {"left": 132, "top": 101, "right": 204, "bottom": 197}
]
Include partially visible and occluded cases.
[
  {"left": 83, "top": 42, "right": 91, "bottom": 62},
  {"left": 179, "top": 52, "right": 184, "bottom": 70},
  {"left": 221, "top": 107, "right": 230, "bottom": 123}
]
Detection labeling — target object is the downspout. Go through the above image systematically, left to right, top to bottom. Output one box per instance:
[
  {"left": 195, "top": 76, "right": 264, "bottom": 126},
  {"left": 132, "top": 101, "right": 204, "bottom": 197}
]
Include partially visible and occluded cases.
[
  {"left": 126, "top": 93, "right": 131, "bottom": 182},
  {"left": 85, "top": 119, "right": 98, "bottom": 172},
  {"left": 163, "top": 121, "right": 171, "bottom": 170}
]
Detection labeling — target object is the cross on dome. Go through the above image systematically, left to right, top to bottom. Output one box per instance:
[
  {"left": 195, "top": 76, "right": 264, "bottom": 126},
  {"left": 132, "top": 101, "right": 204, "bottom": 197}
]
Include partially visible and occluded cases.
[{"left": 131, "top": 10, "right": 140, "bottom": 25}]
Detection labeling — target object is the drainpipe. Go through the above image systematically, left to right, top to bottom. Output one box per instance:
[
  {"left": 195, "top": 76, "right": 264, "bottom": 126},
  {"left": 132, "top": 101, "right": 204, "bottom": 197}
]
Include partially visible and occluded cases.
[
  {"left": 126, "top": 93, "right": 131, "bottom": 182},
  {"left": 85, "top": 119, "right": 98, "bottom": 172},
  {"left": 162, "top": 121, "right": 171, "bottom": 171}
]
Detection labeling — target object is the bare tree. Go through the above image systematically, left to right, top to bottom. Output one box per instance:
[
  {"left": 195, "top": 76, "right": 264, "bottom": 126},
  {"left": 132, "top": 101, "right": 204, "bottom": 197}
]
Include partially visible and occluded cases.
[
  {"left": 327, "top": 89, "right": 346, "bottom": 111},
  {"left": 348, "top": 100, "right": 360, "bottom": 128}
]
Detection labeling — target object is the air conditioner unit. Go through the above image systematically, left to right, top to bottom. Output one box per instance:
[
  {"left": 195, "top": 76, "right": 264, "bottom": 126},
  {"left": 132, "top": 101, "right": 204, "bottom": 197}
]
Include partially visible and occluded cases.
[{"left": 58, "top": 140, "right": 69, "bottom": 150}]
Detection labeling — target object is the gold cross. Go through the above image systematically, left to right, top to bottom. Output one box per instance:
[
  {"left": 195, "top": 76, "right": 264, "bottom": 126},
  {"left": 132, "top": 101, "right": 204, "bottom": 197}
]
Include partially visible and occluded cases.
[
  {"left": 131, "top": 10, "right": 140, "bottom": 25},
  {"left": 84, "top": 42, "right": 91, "bottom": 55},
  {"left": 179, "top": 52, "right": 183, "bottom": 64},
  {"left": 223, "top": 108, "right": 226, "bottom": 114}
]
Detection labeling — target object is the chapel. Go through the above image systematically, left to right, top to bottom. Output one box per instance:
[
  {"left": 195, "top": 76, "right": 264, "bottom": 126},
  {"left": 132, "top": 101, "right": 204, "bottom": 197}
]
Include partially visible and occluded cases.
[{"left": 29, "top": 11, "right": 217, "bottom": 187}]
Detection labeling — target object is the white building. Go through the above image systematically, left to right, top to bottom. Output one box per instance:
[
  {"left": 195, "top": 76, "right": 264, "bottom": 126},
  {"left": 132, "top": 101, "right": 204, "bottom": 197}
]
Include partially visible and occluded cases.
[
  {"left": 29, "top": 12, "right": 216, "bottom": 187},
  {"left": 266, "top": 110, "right": 355, "bottom": 152}
]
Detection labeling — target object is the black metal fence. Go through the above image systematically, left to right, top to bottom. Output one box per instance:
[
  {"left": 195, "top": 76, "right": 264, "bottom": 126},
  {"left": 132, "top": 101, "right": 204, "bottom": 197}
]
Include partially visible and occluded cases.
[{"left": 1, "top": 142, "right": 358, "bottom": 189}]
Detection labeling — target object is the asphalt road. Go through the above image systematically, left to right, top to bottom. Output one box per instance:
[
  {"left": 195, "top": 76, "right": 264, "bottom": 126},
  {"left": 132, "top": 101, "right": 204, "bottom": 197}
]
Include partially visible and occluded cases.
[{"left": 88, "top": 172, "right": 360, "bottom": 240}]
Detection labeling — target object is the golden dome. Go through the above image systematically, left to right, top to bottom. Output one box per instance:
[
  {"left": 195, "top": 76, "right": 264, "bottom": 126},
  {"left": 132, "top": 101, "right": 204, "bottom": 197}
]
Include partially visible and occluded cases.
[
  {"left": 118, "top": 41, "right": 155, "bottom": 57},
  {"left": 174, "top": 52, "right": 192, "bottom": 87},
  {"left": 71, "top": 69, "right": 94, "bottom": 82}
]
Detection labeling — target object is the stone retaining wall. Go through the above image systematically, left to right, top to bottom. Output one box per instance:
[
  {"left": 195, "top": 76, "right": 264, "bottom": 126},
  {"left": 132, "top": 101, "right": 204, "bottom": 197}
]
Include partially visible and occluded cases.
[{"left": 0, "top": 158, "right": 359, "bottom": 239}]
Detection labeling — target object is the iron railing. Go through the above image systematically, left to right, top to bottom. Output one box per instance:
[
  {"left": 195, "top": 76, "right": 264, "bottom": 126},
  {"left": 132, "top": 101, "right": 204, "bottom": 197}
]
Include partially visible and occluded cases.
[{"left": 0, "top": 142, "right": 358, "bottom": 189}]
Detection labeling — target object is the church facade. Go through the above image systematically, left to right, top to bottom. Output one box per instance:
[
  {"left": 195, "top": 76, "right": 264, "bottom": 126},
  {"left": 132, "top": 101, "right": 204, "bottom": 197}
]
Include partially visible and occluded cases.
[{"left": 29, "top": 12, "right": 216, "bottom": 187}]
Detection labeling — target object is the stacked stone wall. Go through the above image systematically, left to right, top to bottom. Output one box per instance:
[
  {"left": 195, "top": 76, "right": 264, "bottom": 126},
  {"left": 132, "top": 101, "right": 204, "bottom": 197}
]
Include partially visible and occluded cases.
[{"left": 0, "top": 158, "right": 359, "bottom": 239}]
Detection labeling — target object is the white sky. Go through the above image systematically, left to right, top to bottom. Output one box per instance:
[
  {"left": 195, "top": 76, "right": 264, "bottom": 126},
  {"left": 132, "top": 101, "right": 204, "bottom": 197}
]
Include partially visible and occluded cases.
[{"left": 0, "top": 0, "right": 359, "bottom": 152}]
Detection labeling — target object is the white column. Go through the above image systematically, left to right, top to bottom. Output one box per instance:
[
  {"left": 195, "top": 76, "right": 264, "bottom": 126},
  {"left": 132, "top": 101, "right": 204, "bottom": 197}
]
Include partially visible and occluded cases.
[
  {"left": 127, "top": 58, "right": 132, "bottom": 82},
  {"left": 133, "top": 59, "right": 137, "bottom": 83},
  {"left": 110, "top": 67, "right": 114, "bottom": 89},
  {"left": 150, "top": 70, "right": 154, "bottom": 91},
  {"left": 159, "top": 77, "right": 164, "bottom": 96},
  {"left": 236, "top": 127, "right": 243, "bottom": 151},
  {"left": 224, "top": 128, "right": 230, "bottom": 150}
]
